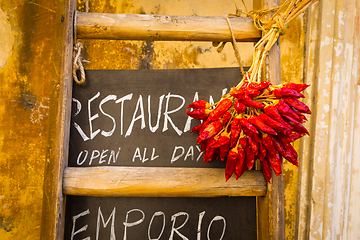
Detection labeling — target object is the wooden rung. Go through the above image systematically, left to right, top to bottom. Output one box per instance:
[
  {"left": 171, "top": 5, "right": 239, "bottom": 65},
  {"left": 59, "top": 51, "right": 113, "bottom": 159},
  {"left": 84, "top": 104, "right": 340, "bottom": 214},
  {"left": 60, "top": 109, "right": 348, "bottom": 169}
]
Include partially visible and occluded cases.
[
  {"left": 76, "top": 12, "right": 261, "bottom": 42},
  {"left": 63, "top": 166, "right": 267, "bottom": 197}
]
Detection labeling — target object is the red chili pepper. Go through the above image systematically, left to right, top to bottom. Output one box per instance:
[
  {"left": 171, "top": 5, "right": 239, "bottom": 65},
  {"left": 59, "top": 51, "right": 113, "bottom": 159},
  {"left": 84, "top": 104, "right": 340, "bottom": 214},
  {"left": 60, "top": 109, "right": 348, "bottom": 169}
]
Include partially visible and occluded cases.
[
  {"left": 247, "top": 81, "right": 272, "bottom": 91},
  {"left": 283, "top": 82, "right": 310, "bottom": 92},
  {"left": 273, "top": 87, "right": 305, "bottom": 98},
  {"left": 230, "top": 88, "right": 261, "bottom": 98},
  {"left": 238, "top": 95, "right": 264, "bottom": 109},
  {"left": 282, "top": 97, "right": 311, "bottom": 114},
  {"left": 208, "top": 98, "right": 233, "bottom": 121},
  {"left": 234, "top": 99, "right": 246, "bottom": 113},
  {"left": 187, "top": 100, "right": 210, "bottom": 109},
  {"left": 275, "top": 100, "right": 302, "bottom": 123},
  {"left": 264, "top": 105, "right": 292, "bottom": 129},
  {"left": 291, "top": 107, "right": 308, "bottom": 123},
  {"left": 186, "top": 108, "right": 211, "bottom": 120},
  {"left": 222, "top": 111, "right": 232, "bottom": 126},
  {"left": 258, "top": 113, "right": 291, "bottom": 134},
  {"left": 248, "top": 115, "right": 277, "bottom": 135},
  {"left": 197, "top": 117, "right": 214, "bottom": 133},
  {"left": 230, "top": 118, "right": 242, "bottom": 148},
  {"left": 240, "top": 118, "right": 259, "bottom": 135},
  {"left": 197, "top": 120, "right": 222, "bottom": 144},
  {"left": 287, "top": 120, "right": 310, "bottom": 135},
  {"left": 191, "top": 124, "right": 202, "bottom": 133},
  {"left": 242, "top": 128, "right": 262, "bottom": 143},
  {"left": 209, "top": 132, "right": 230, "bottom": 149},
  {"left": 283, "top": 132, "right": 305, "bottom": 142},
  {"left": 262, "top": 134, "right": 282, "bottom": 176},
  {"left": 278, "top": 134, "right": 298, "bottom": 159},
  {"left": 270, "top": 135, "right": 298, "bottom": 167},
  {"left": 247, "top": 136, "right": 259, "bottom": 156},
  {"left": 203, "top": 137, "right": 219, "bottom": 163},
  {"left": 206, "top": 137, "right": 217, "bottom": 150},
  {"left": 238, "top": 137, "right": 248, "bottom": 148},
  {"left": 200, "top": 139, "right": 207, "bottom": 152},
  {"left": 219, "top": 139, "right": 230, "bottom": 161},
  {"left": 259, "top": 142, "right": 267, "bottom": 159},
  {"left": 245, "top": 144, "right": 255, "bottom": 170},
  {"left": 258, "top": 144, "right": 271, "bottom": 183},
  {"left": 203, "top": 147, "right": 216, "bottom": 164},
  {"left": 226, "top": 147, "right": 239, "bottom": 181},
  {"left": 235, "top": 148, "right": 247, "bottom": 180},
  {"left": 261, "top": 161, "right": 272, "bottom": 183}
]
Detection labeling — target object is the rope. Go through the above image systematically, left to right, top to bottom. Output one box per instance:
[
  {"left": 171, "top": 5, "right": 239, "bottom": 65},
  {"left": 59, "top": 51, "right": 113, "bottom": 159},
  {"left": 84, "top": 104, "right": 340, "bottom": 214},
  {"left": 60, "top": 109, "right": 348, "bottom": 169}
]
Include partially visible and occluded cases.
[
  {"left": 225, "top": 16, "right": 245, "bottom": 76},
  {"left": 73, "top": 42, "right": 86, "bottom": 85}
]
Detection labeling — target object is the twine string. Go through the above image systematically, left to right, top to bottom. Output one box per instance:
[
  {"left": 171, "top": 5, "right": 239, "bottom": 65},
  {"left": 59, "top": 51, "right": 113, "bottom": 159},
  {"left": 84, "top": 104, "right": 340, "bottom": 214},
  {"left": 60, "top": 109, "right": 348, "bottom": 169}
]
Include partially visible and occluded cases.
[{"left": 225, "top": 16, "right": 245, "bottom": 76}]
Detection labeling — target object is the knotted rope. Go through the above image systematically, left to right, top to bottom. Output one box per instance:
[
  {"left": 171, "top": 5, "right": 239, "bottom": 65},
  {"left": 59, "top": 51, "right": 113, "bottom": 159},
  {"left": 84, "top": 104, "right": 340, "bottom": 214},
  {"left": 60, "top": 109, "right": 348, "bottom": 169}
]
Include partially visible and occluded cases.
[
  {"left": 221, "top": 0, "right": 317, "bottom": 84},
  {"left": 73, "top": 42, "right": 86, "bottom": 85}
]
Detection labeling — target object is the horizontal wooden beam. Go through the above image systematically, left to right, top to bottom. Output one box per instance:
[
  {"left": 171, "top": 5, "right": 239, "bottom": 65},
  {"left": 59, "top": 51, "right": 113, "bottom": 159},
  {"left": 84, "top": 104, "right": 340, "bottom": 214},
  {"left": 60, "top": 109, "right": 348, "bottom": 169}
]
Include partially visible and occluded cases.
[
  {"left": 76, "top": 12, "right": 261, "bottom": 42},
  {"left": 63, "top": 166, "right": 267, "bottom": 197}
]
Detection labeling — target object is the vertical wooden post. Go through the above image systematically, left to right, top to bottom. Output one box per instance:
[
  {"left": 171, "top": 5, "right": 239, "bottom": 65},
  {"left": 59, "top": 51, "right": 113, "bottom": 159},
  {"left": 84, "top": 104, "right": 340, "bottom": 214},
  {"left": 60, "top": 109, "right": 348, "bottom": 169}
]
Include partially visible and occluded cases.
[
  {"left": 40, "top": 0, "right": 75, "bottom": 239},
  {"left": 255, "top": 0, "right": 285, "bottom": 239}
]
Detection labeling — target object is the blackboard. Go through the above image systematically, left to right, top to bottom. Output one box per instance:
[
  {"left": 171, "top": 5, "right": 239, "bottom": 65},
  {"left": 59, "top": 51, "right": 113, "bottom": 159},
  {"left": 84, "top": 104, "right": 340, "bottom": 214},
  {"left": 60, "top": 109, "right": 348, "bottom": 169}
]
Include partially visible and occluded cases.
[
  {"left": 66, "top": 68, "right": 257, "bottom": 240},
  {"left": 69, "top": 68, "right": 244, "bottom": 168},
  {"left": 64, "top": 196, "right": 257, "bottom": 240}
]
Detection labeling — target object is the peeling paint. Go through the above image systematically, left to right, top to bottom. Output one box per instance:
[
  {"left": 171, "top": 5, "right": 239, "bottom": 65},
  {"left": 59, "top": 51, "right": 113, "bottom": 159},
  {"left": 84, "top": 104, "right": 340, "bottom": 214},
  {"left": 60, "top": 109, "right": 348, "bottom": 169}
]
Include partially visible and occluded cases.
[
  {"left": 321, "top": 36, "right": 333, "bottom": 47},
  {"left": 334, "top": 42, "right": 344, "bottom": 57}
]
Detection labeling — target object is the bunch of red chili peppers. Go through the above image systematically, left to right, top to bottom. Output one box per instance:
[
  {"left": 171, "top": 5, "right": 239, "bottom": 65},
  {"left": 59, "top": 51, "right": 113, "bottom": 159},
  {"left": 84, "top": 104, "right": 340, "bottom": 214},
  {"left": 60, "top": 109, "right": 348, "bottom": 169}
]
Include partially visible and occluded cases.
[{"left": 186, "top": 79, "right": 311, "bottom": 182}]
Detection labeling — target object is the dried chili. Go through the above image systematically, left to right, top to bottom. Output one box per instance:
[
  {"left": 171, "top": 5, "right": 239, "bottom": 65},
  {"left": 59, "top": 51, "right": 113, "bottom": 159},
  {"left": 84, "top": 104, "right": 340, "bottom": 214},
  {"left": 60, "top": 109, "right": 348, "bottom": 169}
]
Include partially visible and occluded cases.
[
  {"left": 248, "top": 81, "right": 272, "bottom": 91},
  {"left": 283, "top": 82, "right": 310, "bottom": 92},
  {"left": 273, "top": 87, "right": 305, "bottom": 98},
  {"left": 238, "top": 95, "right": 264, "bottom": 109},
  {"left": 282, "top": 97, "right": 311, "bottom": 114},
  {"left": 208, "top": 98, "right": 233, "bottom": 121},
  {"left": 234, "top": 99, "right": 246, "bottom": 113},
  {"left": 187, "top": 100, "right": 210, "bottom": 109},
  {"left": 275, "top": 100, "right": 302, "bottom": 123},
  {"left": 264, "top": 105, "right": 292, "bottom": 129},
  {"left": 186, "top": 108, "right": 210, "bottom": 120},
  {"left": 258, "top": 113, "right": 291, "bottom": 134},
  {"left": 248, "top": 115, "right": 277, "bottom": 135},
  {"left": 230, "top": 118, "right": 242, "bottom": 148},
  {"left": 197, "top": 120, "right": 222, "bottom": 144},
  {"left": 262, "top": 134, "right": 282, "bottom": 176},
  {"left": 226, "top": 147, "right": 239, "bottom": 181}
]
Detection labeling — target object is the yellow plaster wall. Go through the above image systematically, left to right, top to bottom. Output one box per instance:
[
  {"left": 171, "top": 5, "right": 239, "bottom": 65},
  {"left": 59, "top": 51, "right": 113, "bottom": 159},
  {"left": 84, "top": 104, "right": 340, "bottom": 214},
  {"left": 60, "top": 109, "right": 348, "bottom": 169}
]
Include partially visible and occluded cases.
[
  {"left": 0, "top": 0, "right": 305, "bottom": 239},
  {"left": 0, "top": 0, "right": 56, "bottom": 239}
]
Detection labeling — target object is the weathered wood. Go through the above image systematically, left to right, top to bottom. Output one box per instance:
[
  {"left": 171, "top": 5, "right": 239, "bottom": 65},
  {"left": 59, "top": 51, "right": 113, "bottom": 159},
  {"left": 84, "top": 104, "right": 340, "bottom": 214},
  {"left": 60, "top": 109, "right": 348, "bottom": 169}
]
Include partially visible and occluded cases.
[
  {"left": 40, "top": 0, "right": 75, "bottom": 239},
  {"left": 255, "top": 0, "right": 285, "bottom": 239},
  {"left": 76, "top": 12, "right": 261, "bottom": 42},
  {"left": 268, "top": 37, "right": 286, "bottom": 240},
  {"left": 63, "top": 167, "right": 267, "bottom": 197}
]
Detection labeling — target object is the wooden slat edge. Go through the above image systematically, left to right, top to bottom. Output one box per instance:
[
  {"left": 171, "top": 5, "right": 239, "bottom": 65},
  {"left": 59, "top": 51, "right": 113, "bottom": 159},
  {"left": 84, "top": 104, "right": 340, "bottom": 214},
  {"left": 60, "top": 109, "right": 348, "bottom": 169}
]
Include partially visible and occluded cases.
[
  {"left": 40, "top": 0, "right": 75, "bottom": 239},
  {"left": 76, "top": 12, "right": 261, "bottom": 42},
  {"left": 63, "top": 166, "right": 267, "bottom": 197}
]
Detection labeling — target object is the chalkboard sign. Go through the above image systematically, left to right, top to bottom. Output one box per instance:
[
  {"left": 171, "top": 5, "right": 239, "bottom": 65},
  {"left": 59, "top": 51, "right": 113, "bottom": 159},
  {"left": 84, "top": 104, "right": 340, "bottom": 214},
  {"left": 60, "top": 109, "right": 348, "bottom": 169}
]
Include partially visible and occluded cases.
[
  {"left": 66, "top": 68, "right": 257, "bottom": 240},
  {"left": 69, "top": 68, "right": 243, "bottom": 168},
  {"left": 64, "top": 196, "right": 256, "bottom": 240}
]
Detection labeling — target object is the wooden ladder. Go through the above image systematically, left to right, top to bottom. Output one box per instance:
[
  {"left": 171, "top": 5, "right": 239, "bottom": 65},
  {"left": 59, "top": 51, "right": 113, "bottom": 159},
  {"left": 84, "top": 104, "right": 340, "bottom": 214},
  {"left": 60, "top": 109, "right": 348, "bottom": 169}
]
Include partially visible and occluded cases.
[{"left": 40, "top": 0, "right": 285, "bottom": 239}]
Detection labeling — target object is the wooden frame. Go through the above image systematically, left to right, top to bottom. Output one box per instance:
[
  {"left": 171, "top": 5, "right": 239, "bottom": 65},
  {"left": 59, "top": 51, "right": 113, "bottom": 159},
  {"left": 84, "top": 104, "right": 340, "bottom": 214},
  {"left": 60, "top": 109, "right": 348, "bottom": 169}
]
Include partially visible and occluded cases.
[
  {"left": 41, "top": 0, "right": 76, "bottom": 239},
  {"left": 41, "top": 1, "right": 285, "bottom": 239},
  {"left": 76, "top": 12, "right": 261, "bottom": 42},
  {"left": 63, "top": 167, "right": 266, "bottom": 197}
]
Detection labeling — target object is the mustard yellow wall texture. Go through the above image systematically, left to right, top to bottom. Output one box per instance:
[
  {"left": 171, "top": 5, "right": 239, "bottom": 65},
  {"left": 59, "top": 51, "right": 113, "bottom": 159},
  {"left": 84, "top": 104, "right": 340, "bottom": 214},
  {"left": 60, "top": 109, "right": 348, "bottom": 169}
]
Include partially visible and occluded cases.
[
  {"left": 0, "top": 0, "right": 304, "bottom": 239},
  {"left": 0, "top": 0, "right": 56, "bottom": 239}
]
